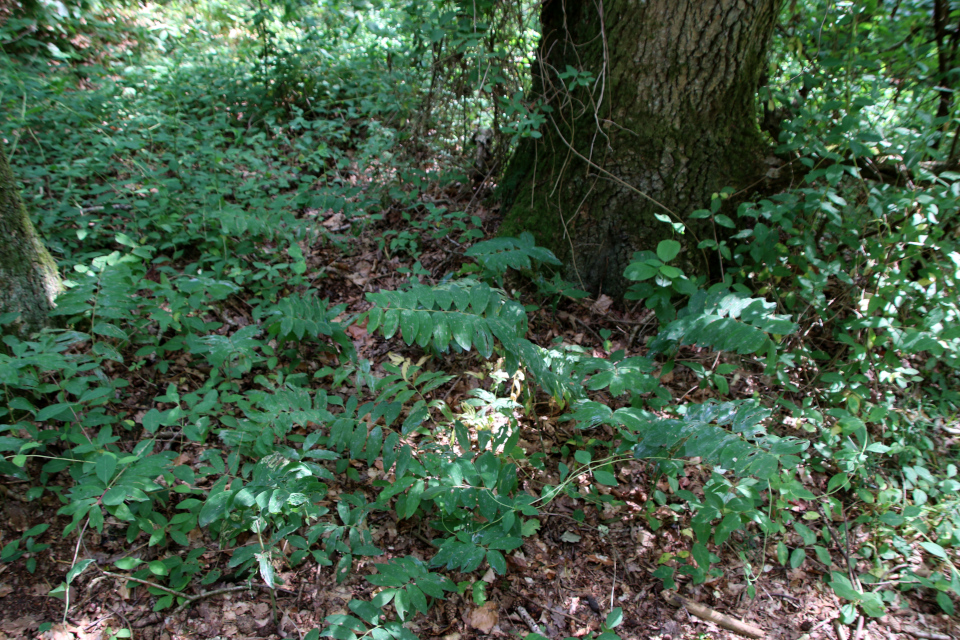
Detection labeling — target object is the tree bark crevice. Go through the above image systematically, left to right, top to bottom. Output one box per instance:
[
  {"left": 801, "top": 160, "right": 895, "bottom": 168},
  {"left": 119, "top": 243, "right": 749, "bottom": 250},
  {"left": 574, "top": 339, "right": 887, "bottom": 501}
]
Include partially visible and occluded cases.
[
  {"left": 501, "top": 0, "right": 783, "bottom": 296},
  {"left": 0, "top": 144, "right": 63, "bottom": 336}
]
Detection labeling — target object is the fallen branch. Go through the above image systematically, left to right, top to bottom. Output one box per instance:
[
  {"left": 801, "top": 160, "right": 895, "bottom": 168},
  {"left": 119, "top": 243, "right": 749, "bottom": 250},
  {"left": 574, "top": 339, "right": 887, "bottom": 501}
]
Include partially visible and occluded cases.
[
  {"left": 100, "top": 569, "right": 292, "bottom": 614},
  {"left": 514, "top": 591, "right": 589, "bottom": 625},
  {"left": 661, "top": 591, "right": 765, "bottom": 639},
  {"left": 515, "top": 605, "right": 543, "bottom": 636},
  {"left": 903, "top": 626, "right": 952, "bottom": 640}
]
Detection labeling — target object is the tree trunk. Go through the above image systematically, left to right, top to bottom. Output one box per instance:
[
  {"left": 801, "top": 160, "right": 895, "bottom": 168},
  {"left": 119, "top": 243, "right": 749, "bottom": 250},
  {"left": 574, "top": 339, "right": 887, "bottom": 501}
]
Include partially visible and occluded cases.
[
  {"left": 500, "top": 0, "right": 782, "bottom": 296},
  {"left": 0, "top": 144, "right": 62, "bottom": 335}
]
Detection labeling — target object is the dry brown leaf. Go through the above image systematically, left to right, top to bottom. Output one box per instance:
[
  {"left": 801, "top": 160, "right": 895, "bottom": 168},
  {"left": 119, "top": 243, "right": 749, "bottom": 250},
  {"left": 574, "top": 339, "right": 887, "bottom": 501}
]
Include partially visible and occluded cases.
[
  {"left": 322, "top": 212, "right": 347, "bottom": 229},
  {"left": 591, "top": 294, "right": 613, "bottom": 314},
  {"left": 347, "top": 324, "right": 368, "bottom": 340},
  {"left": 586, "top": 553, "right": 613, "bottom": 566},
  {"left": 467, "top": 602, "right": 498, "bottom": 634},
  {"left": 38, "top": 623, "right": 75, "bottom": 640}
]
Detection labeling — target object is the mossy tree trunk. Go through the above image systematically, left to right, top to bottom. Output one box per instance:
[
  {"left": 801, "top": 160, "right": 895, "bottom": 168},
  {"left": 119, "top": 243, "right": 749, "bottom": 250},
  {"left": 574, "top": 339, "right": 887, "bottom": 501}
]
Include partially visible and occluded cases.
[
  {"left": 500, "top": 0, "right": 781, "bottom": 296},
  {"left": 0, "top": 144, "right": 62, "bottom": 335}
]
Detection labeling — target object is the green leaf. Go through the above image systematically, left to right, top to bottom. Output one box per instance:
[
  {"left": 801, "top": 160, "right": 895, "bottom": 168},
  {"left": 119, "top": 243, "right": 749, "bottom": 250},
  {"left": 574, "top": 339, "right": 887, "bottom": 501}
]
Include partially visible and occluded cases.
[
  {"left": 714, "top": 214, "right": 735, "bottom": 228},
  {"left": 657, "top": 240, "right": 682, "bottom": 262},
  {"left": 624, "top": 262, "right": 659, "bottom": 281},
  {"left": 659, "top": 264, "right": 682, "bottom": 278},
  {"left": 471, "top": 285, "right": 491, "bottom": 314},
  {"left": 367, "top": 307, "right": 383, "bottom": 334},
  {"left": 382, "top": 309, "right": 400, "bottom": 340},
  {"left": 400, "top": 310, "right": 420, "bottom": 346},
  {"left": 449, "top": 314, "right": 473, "bottom": 351},
  {"left": 433, "top": 316, "right": 451, "bottom": 351},
  {"left": 93, "top": 322, "right": 128, "bottom": 340},
  {"left": 36, "top": 403, "right": 74, "bottom": 422},
  {"left": 142, "top": 408, "right": 163, "bottom": 433},
  {"left": 96, "top": 453, "right": 117, "bottom": 485},
  {"left": 593, "top": 469, "right": 618, "bottom": 486},
  {"left": 827, "top": 473, "right": 849, "bottom": 492},
  {"left": 404, "top": 480, "right": 424, "bottom": 519},
  {"left": 198, "top": 490, "right": 231, "bottom": 528},
  {"left": 793, "top": 522, "right": 817, "bottom": 546},
  {"left": 919, "top": 541, "right": 947, "bottom": 559},
  {"left": 692, "top": 542, "right": 710, "bottom": 571},
  {"left": 777, "top": 542, "right": 788, "bottom": 566},
  {"left": 813, "top": 545, "right": 832, "bottom": 565},
  {"left": 789, "top": 547, "right": 806, "bottom": 569},
  {"left": 486, "top": 549, "right": 506, "bottom": 575},
  {"left": 258, "top": 553, "right": 275, "bottom": 588},
  {"left": 336, "top": 554, "right": 353, "bottom": 584},
  {"left": 114, "top": 557, "right": 143, "bottom": 571},
  {"left": 66, "top": 559, "right": 94, "bottom": 584},
  {"left": 652, "top": 565, "right": 676, "bottom": 590},
  {"left": 829, "top": 572, "right": 861, "bottom": 602},
  {"left": 406, "top": 583, "right": 428, "bottom": 614},
  {"left": 394, "top": 586, "right": 410, "bottom": 620},
  {"left": 936, "top": 591, "right": 955, "bottom": 615},
  {"left": 861, "top": 592, "right": 886, "bottom": 618},
  {"left": 349, "top": 599, "right": 382, "bottom": 625},
  {"left": 604, "top": 607, "right": 623, "bottom": 629},
  {"left": 322, "top": 624, "right": 358, "bottom": 640}
]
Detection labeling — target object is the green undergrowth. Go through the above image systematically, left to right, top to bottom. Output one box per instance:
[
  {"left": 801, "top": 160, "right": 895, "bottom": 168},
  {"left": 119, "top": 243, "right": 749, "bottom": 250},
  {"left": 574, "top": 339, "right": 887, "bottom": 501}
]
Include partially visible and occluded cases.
[{"left": 1, "top": 1, "right": 960, "bottom": 638}]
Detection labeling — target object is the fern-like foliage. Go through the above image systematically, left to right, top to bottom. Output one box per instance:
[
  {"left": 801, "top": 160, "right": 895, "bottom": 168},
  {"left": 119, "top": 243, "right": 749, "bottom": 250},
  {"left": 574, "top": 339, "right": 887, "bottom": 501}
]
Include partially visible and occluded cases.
[
  {"left": 464, "top": 232, "right": 561, "bottom": 284},
  {"left": 365, "top": 280, "right": 571, "bottom": 398},
  {"left": 366, "top": 280, "right": 526, "bottom": 356},
  {"left": 648, "top": 288, "right": 798, "bottom": 355},
  {"left": 259, "top": 294, "right": 354, "bottom": 357},
  {"left": 567, "top": 399, "right": 806, "bottom": 480}
]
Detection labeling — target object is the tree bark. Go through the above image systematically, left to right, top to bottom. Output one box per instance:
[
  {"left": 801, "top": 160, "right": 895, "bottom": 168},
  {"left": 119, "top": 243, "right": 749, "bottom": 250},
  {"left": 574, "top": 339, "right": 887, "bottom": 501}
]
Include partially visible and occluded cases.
[
  {"left": 500, "top": 0, "right": 782, "bottom": 296},
  {"left": 0, "top": 144, "right": 62, "bottom": 335}
]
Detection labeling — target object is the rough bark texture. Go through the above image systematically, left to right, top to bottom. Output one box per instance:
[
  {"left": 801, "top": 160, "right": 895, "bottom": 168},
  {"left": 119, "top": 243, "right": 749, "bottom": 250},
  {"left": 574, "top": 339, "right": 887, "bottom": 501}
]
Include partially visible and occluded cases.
[
  {"left": 500, "top": 0, "right": 782, "bottom": 296},
  {"left": 0, "top": 144, "right": 62, "bottom": 335}
]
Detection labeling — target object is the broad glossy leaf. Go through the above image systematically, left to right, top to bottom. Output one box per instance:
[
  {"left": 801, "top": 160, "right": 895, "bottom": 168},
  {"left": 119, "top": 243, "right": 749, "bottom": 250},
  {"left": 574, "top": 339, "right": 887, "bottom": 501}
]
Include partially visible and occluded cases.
[
  {"left": 657, "top": 239, "right": 682, "bottom": 262},
  {"left": 381, "top": 309, "right": 400, "bottom": 340},
  {"left": 400, "top": 310, "right": 419, "bottom": 346},
  {"left": 432, "top": 316, "right": 452, "bottom": 351}
]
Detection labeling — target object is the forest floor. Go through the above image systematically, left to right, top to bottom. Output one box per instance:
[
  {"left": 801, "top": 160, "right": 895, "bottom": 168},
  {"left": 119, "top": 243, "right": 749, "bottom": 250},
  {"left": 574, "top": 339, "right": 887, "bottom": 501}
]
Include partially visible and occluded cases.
[
  {"left": 1, "top": 8, "right": 959, "bottom": 637},
  {"left": 0, "top": 175, "right": 955, "bottom": 640}
]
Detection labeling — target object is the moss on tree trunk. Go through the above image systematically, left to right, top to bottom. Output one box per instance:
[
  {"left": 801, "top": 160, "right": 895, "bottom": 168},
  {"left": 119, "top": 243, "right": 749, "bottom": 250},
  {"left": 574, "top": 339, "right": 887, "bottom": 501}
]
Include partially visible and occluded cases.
[
  {"left": 501, "top": 0, "right": 782, "bottom": 296},
  {"left": 0, "top": 144, "right": 62, "bottom": 335}
]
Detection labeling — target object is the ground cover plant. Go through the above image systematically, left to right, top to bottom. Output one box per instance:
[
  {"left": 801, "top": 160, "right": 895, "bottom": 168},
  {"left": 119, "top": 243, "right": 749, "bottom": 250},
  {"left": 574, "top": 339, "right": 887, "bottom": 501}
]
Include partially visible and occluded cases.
[{"left": 1, "top": 1, "right": 960, "bottom": 639}]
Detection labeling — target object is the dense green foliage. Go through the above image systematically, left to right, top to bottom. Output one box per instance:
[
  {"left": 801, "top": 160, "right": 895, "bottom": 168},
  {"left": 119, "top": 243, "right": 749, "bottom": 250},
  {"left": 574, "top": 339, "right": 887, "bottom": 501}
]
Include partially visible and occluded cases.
[{"left": 2, "top": 0, "right": 960, "bottom": 637}]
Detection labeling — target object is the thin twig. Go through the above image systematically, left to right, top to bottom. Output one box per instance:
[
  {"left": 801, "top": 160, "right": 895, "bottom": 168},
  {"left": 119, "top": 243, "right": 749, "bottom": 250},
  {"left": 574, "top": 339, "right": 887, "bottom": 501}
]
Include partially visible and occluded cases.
[
  {"left": 100, "top": 569, "right": 293, "bottom": 614},
  {"left": 514, "top": 591, "right": 589, "bottom": 625},
  {"left": 515, "top": 605, "right": 543, "bottom": 635},
  {"left": 108, "top": 606, "right": 134, "bottom": 638},
  {"left": 852, "top": 615, "right": 865, "bottom": 640},
  {"left": 903, "top": 626, "right": 952, "bottom": 640}
]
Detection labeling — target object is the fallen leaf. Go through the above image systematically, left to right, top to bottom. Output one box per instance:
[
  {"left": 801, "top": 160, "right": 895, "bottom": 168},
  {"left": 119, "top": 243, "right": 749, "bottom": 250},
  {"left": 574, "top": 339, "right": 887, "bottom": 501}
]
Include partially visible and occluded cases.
[
  {"left": 322, "top": 212, "right": 347, "bottom": 229},
  {"left": 591, "top": 295, "right": 613, "bottom": 314},
  {"left": 586, "top": 553, "right": 613, "bottom": 566},
  {"left": 467, "top": 602, "right": 498, "bottom": 634},
  {"left": 39, "top": 623, "right": 74, "bottom": 640}
]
